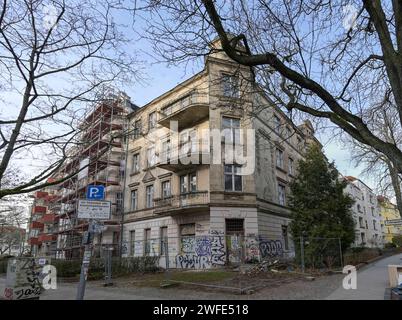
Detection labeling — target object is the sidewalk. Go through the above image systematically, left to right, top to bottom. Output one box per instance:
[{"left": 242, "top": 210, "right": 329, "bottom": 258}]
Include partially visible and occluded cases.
[{"left": 326, "top": 253, "right": 402, "bottom": 300}]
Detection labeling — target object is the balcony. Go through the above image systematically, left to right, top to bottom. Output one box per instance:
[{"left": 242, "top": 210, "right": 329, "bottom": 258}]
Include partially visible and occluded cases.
[
  {"left": 158, "top": 92, "right": 209, "bottom": 130},
  {"left": 156, "top": 143, "right": 210, "bottom": 172},
  {"left": 154, "top": 191, "right": 209, "bottom": 215},
  {"left": 32, "top": 205, "right": 47, "bottom": 214},
  {"left": 41, "top": 214, "right": 57, "bottom": 224},
  {"left": 30, "top": 221, "right": 44, "bottom": 230},
  {"left": 38, "top": 234, "right": 57, "bottom": 243},
  {"left": 28, "top": 237, "right": 41, "bottom": 245}
]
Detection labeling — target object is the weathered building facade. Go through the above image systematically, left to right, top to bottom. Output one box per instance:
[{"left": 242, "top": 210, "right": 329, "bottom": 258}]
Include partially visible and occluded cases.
[
  {"left": 121, "top": 41, "right": 320, "bottom": 268},
  {"left": 344, "top": 176, "right": 384, "bottom": 248},
  {"left": 378, "top": 196, "right": 402, "bottom": 244}
]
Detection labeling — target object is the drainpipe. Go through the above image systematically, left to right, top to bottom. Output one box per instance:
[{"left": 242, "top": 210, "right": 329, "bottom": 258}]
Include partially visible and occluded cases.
[{"left": 119, "top": 120, "right": 130, "bottom": 260}]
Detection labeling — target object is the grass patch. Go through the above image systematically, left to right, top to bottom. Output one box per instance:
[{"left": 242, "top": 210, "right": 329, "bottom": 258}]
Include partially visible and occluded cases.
[{"left": 118, "top": 270, "right": 236, "bottom": 288}]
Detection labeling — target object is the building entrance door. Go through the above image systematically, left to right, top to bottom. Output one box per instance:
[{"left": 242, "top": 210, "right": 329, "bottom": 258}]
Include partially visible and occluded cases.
[{"left": 225, "top": 219, "right": 244, "bottom": 264}]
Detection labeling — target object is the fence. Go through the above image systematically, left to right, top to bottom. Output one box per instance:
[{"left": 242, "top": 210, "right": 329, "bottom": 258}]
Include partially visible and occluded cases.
[
  {"left": 120, "top": 234, "right": 296, "bottom": 276},
  {"left": 293, "top": 237, "right": 343, "bottom": 271}
]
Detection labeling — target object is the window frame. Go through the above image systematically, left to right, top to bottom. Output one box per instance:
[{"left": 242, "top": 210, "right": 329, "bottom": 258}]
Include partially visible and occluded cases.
[
  {"left": 224, "top": 164, "right": 243, "bottom": 192},
  {"left": 278, "top": 183, "right": 286, "bottom": 206},
  {"left": 146, "top": 185, "right": 154, "bottom": 208},
  {"left": 130, "top": 189, "right": 138, "bottom": 211}
]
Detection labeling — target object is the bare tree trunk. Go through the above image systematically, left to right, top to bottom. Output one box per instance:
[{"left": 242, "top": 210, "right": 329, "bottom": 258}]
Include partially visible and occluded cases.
[{"left": 386, "top": 160, "right": 402, "bottom": 215}]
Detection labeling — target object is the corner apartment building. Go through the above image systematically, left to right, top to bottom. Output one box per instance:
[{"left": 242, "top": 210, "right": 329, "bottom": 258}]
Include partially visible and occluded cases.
[
  {"left": 121, "top": 39, "right": 320, "bottom": 268},
  {"left": 27, "top": 91, "right": 138, "bottom": 259},
  {"left": 344, "top": 176, "right": 384, "bottom": 248},
  {"left": 27, "top": 184, "right": 59, "bottom": 257},
  {"left": 378, "top": 196, "right": 402, "bottom": 243}
]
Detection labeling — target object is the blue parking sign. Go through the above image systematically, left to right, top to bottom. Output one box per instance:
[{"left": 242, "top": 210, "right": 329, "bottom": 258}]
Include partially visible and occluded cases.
[{"left": 86, "top": 185, "right": 105, "bottom": 200}]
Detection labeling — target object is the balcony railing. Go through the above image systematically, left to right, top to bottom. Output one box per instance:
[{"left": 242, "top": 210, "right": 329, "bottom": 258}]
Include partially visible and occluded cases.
[
  {"left": 158, "top": 92, "right": 209, "bottom": 130},
  {"left": 156, "top": 142, "right": 210, "bottom": 172},
  {"left": 154, "top": 191, "right": 209, "bottom": 213}
]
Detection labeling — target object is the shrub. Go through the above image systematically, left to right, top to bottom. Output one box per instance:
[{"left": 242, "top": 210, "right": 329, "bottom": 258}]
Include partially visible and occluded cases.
[
  {"left": 392, "top": 235, "right": 402, "bottom": 247},
  {"left": 384, "top": 242, "right": 397, "bottom": 249}
]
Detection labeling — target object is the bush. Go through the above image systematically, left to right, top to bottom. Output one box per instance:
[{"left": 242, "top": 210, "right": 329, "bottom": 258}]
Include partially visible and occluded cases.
[
  {"left": 392, "top": 235, "right": 402, "bottom": 247},
  {"left": 384, "top": 242, "right": 397, "bottom": 249},
  {"left": 344, "top": 247, "right": 382, "bottom": 265}
]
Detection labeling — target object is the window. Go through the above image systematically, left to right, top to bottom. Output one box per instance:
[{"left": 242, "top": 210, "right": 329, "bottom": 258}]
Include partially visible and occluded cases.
[
  {"left": 222, "top": 74, "right": 239, "bottom": 97},
  {"left": 148, "top": 112, "right": 156, "bottom": 130},
  {"left": 274, "top": 115, "right": 281, "bottom": 134},
  {"left": 222, "top": 117, "right": 240, "bottom": 144},
  {"left": 133, "top": 120, "right": 141, "bottom": 139},
  {"left": 179, "top": 130, "right": 197, "bottom": 155},
  {"left": 297, "top": 136, "right": 303, "bottom": 150},
  {"left": 162, "top": 139, "right": 171, "bottom": 162},
  {"left": 147, "top": 146, "right": 156, "bottom": 167},
  {"left": 276, "top": 148, "right": 284, "bottom": 169},
  {"left": 132, "top": 153, "right": 140, "bottom": 173},
  {"left": 288, "top": 158, "right": 294, "bottom": 175},
  {"left": 224, "top": 164, "right": 242, "bottom": 191},
  {"left": 180, "top": 173, "right": 197, "bottom": 193},
  {"left": 190, "top": 173, "right": 197, "bottom": 192},
  {"left": 180, "top": 175, "right": 188, "bottom": 194},
  {"left": 162, "top": 180, "right": 171, "bottom": 199},
  {"left": 278, "top": 183, "right": 286, "bottom": 206},
  {"left": 146, "top": 185, "right": 154, "bottom": 208},
  {"left": 130, "top": 190, "right": 137, "bottom": 211},
  {"left": 116, "top": 192, "right": 123, "bottom": 213},
  {"left": 357, "top": 204, "right": 362, "bottom": 212},
  {"left": 371, "top": 207, "right": 375, "bottom": 216},
  {"left": 359, "top": 217, "right": 364, "bottom": 228},
  {"left": 225, "top": 219, "right": 244, "bottom": 236},
  {"left": 365, "top": 220, "right": 368, "bottom": 229},
  {"left": 373, "top": 220, "right": 377, "bottom": 231},
  {"left": 282, "top": 226, "right": 289, "bottom": 250},
  {"left": 160, "top": 227, "right": 168, "bottom": 256},
  {"left": 144, "top": 229, "right": 151, "bottom": 255},
  {"left": 129, "top": 230, "right": 135, "bottom": 256},
  {"left": 360, "top": 232, "right": 366, "bottom": 244}
]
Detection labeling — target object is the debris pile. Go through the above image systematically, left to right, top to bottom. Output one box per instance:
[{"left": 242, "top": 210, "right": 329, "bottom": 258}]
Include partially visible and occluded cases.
[{"left": 242, "top": 259, "right": 292, "bottom": 275}]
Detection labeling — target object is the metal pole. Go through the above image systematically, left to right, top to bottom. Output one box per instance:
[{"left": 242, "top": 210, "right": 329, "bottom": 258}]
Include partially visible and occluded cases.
[
  {"left": 119, "top": 124, "right": 130, "bottom": 259},
  {"left": 76, "top": 221, "right": 93, "bottom": 300},
  {"left": 300, "top": 235, "right": 305, "bottom": 273},
  {"left": 338, "top": 238, "right": 343, "bottom": 269},
  {"left": 76, "top": 243, "right": 92, "bottom": 300}
]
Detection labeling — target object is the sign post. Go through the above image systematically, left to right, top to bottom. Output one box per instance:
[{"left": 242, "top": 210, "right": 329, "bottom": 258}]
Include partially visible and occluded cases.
[{"left": 76, "top": 186, "right": 110, "bottom": 300}]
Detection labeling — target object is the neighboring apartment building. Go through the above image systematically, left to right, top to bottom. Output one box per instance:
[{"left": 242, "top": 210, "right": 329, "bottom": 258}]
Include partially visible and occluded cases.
[
  {"left": 121, "top": 39, "right": 320, "bottom": 268},
  {"left": 28, "top": 91, "right": 138, "bottom": 259},
  {"left": 344, "top": 176, "right": 384, "bottom": 248},
  {"left": 27, "top": 185, "right": 59, "bottom": 257},
  {"left": 378, "top": 196, "right": 402, "bottom": 244}
]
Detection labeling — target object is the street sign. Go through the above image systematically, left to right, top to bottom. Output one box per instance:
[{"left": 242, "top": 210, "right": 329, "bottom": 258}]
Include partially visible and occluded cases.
[
  {"left": 87, "top": 185, "right": 105, "bottom": 200},
  {"left": 77, "top": 200, "right": 111, "bottom": 220},
  {"left": 385, "top": 219, "right": 402, "bottom": 226},
  {"left": 88, "top": 221, "right": 106, "bottom": 234}
]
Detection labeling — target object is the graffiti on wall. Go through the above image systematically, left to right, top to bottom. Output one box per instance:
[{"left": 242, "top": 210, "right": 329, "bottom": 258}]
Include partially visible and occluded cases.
[
  {"left": 210, "top": 230, "right": 226, "bottom": 266},
  {"left": 175, "top": 231, "right": 226, "bottom": 268},
  {"left": 227, "top": 235, "right": 242, "bottom": 264},
  {"left": 181, "top": 236, "right": 195, "bottom": 254},
  {"left": 195, "top": 237, "right": 211, "bottom": 256},
  {"left": 245, "top": 237, "right": 260, "bottom": 261},
  {"left": 258, "top": 239, "right": 283, "bottom": 258},
  {"left": 176, "top": 254, "right": 211, "bottom": 269}
]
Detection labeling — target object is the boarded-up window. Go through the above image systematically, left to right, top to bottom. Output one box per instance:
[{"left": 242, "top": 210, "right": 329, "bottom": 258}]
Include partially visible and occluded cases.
[{"left": 180, "top": 223, "right": 195, "bottom": 254}]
